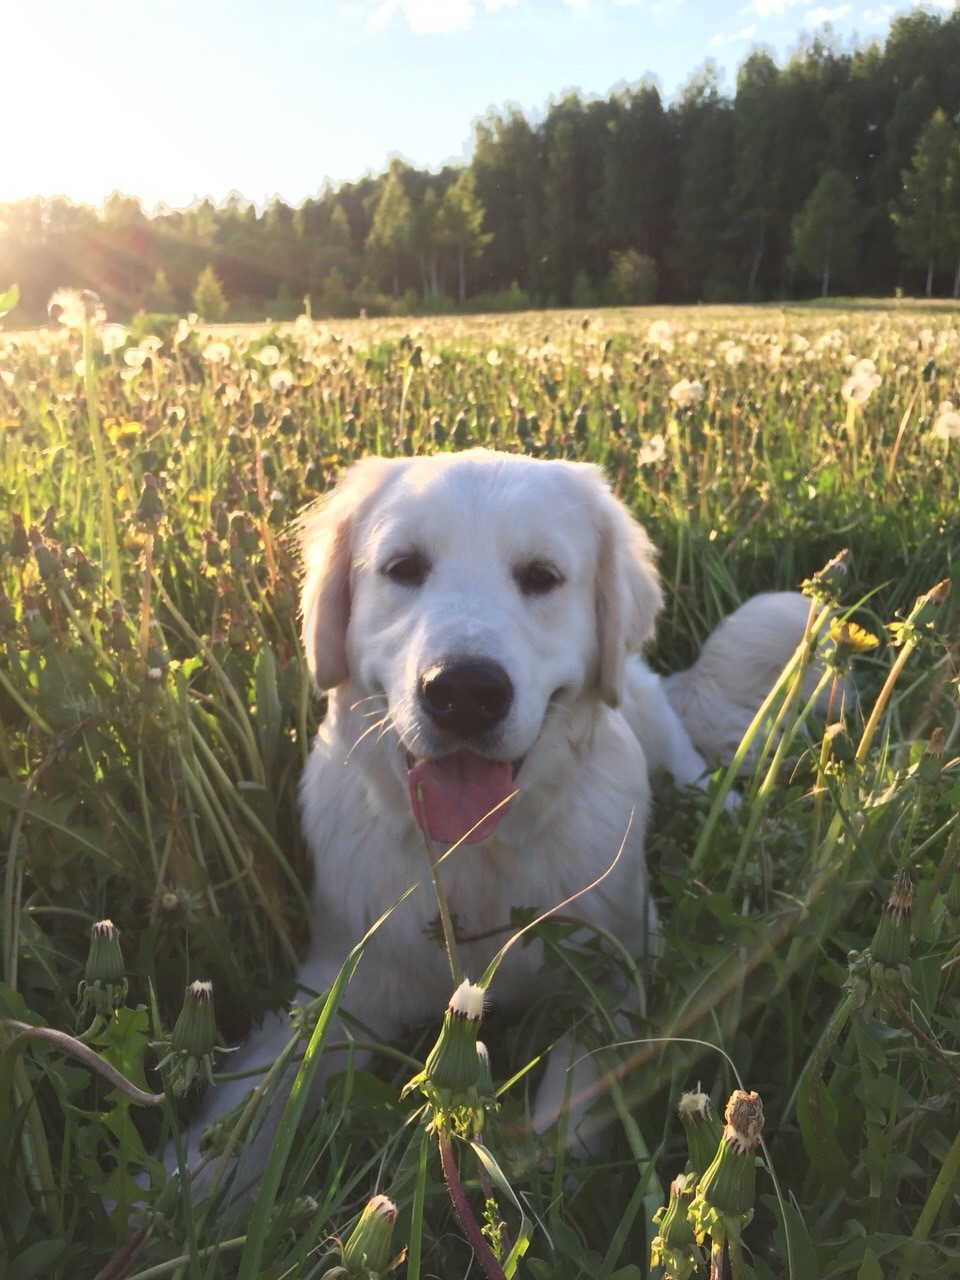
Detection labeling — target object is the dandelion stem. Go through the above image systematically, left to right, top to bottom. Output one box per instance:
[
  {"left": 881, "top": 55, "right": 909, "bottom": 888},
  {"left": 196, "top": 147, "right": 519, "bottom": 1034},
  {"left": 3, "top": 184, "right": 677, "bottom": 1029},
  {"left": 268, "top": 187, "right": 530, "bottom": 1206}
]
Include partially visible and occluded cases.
[{"left": 438, "top": 1128, "right": 507, "bottom": 1280}]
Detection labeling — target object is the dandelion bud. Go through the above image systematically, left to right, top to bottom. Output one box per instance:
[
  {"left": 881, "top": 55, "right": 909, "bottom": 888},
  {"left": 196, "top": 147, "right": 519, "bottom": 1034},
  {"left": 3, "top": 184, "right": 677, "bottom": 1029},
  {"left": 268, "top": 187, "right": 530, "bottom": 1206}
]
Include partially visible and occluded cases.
[
  {"left": 135, "top": 473, "right": 163, "bottom": 524},
  {"left": 9, "top": 513, "right": 31, "bottom": 559},
  {"left": 803, "top": 548, "right": 850, "bottom": 606},
  {"left": 916, "top": 727, "right": 945, "bottom": 786},
  {"left": 870, "top": 871, "right": 913, "bottom": 969},
  {"left": 79, "top": 919, "right": 127, "bottom": 1017},
  {"left": 155, "top": 979, "right": 231, "bottom": 1094},
  {"left": 404, "top": 979, "right": 487, "bottom": 1131},
  {"left": 422, "top": 979, "right": 484, "bottom": 1095},
  {"left": 172, "top": 980, "right": 217, "bottom": 1057},
  {"left": 677, "top": 1090, "right": 723, "bottom": 1178},
  {"left": 689, "top": 1090, "right": 764, "bottom": 1247},
  {"left": 651, "top": 1172, "right": 701, "bottom": 1280},
  {"left": 339, "top": 1194, "right": 398, "bottom": 1278}
]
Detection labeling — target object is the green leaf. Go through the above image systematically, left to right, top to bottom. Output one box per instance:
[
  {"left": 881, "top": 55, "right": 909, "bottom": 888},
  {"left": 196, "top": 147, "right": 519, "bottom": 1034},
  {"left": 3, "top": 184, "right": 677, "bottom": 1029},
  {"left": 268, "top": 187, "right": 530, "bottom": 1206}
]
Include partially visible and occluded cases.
[
  {"left": 0, "top": 283, "right": 19, "bottom": 317},
  {"left": 253, "top": 643, "right": 282, "bottom": 772},
  {"left": 763, "top": 1193, "right": 821, "bottom": 1280},
  {"left": 7, "top": 1240, "right": 67, "bottom": 1280},
  {"left": 855, "top": 1246, "right": 884, "bottom": 1280}
]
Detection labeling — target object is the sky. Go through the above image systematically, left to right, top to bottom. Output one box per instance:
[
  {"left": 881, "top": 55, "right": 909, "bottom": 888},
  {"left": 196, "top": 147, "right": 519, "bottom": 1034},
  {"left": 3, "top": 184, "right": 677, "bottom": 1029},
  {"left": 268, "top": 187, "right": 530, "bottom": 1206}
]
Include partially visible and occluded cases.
[{"left": 5, "top": 0, "right": 954, "bottom": 213}]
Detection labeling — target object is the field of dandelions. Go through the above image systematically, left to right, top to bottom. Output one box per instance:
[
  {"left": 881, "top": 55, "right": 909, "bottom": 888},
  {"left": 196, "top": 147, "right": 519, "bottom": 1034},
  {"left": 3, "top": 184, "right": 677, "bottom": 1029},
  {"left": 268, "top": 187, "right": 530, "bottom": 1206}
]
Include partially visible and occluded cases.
[{"left": 1, "top": 293, "right": 959, "bottom": 1280}]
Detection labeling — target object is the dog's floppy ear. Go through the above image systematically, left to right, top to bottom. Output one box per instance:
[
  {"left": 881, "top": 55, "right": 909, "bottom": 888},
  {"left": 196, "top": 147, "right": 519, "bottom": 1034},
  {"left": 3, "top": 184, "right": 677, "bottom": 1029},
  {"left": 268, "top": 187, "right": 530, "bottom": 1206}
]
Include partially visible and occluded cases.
[
  {"left": 299, "top": 457, "right": 397, "bottom": 689},
  {"left": 593, "top": 480, "right": 662, "bottom": 707}
]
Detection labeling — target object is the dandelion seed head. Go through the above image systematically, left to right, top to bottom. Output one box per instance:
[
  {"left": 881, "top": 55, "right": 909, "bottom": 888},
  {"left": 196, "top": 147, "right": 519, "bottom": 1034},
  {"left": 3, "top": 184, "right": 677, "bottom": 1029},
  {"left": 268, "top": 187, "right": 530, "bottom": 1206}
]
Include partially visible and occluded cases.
[
  {"left": 99, "top": 323, "right": 128, "bottom": 353},
  {"left": 269, "top": 368, "right": 294, "bottom": 392},
  {"left": 669, "top": 378, "right": 704, "bottom": 409},
  {"left": 932, "top": 408, "right": 960, "bottom": 439}
]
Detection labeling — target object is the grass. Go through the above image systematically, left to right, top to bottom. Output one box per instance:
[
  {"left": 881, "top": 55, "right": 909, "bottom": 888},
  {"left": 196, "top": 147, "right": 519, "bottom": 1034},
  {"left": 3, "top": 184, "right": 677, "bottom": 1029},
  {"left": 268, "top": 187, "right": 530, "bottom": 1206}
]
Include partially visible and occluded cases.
[{"left": 0, "top": 300, "right": 958, "bottom": 1279}]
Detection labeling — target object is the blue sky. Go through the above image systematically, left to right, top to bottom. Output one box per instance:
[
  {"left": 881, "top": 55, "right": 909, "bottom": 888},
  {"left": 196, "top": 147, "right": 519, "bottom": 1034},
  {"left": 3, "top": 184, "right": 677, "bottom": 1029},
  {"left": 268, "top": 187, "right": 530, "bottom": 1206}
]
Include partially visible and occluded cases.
[{"left": 5, "top": 0, "right": 951, "bottom": 212}]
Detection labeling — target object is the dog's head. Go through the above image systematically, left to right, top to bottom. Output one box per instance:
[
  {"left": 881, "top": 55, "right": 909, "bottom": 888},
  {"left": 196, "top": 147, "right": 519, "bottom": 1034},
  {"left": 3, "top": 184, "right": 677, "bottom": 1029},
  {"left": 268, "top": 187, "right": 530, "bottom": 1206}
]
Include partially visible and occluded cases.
[{"left": 299, "top": 449, "right": 661, "bottom": 843}]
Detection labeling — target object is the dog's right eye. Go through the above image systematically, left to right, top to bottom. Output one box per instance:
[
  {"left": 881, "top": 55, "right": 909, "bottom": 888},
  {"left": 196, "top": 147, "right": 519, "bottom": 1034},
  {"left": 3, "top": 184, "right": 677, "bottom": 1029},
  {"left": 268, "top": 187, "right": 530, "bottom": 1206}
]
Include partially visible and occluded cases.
[{"left": 381, "top": 552, "right": 429, "bottom": 587}]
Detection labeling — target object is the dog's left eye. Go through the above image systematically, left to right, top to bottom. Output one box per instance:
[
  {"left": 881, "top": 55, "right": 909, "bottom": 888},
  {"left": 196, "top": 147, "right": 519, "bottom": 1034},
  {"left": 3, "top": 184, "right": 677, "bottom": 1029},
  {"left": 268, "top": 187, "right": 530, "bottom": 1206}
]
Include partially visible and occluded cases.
[{"left": 514, "top": 560, "right": 564, "bottom": 597}]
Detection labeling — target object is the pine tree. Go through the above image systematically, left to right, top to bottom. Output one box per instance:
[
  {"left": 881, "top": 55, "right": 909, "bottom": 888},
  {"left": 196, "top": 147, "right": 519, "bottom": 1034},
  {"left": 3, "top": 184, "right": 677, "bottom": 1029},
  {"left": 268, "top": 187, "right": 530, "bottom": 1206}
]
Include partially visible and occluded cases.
[
  {"left": 891, "top": 109, "right": 960, "bottom": 297},
  {"left": 366, "top": 163, "right": 414, "bottom": 299},
  {"left": 791, "top": 169, "right": 861, "bottom": 297},
  {"left": 192, "top": 264, "right": 228, "bottom": 321}
]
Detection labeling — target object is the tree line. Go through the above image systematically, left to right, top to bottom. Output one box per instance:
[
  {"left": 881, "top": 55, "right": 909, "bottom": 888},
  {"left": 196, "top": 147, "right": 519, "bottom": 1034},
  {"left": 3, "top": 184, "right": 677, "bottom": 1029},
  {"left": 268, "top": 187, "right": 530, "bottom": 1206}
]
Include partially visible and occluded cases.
[{"left": 3, "top": 6, "right": 960, "bottom": 322}]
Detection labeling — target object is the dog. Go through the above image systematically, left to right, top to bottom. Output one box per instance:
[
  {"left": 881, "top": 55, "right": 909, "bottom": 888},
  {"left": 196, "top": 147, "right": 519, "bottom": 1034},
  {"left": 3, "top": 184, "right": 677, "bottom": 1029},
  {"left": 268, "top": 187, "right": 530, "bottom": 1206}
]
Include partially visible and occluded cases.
[{"left": 173, "top": 448, "right": 825, "bottom": 1191}]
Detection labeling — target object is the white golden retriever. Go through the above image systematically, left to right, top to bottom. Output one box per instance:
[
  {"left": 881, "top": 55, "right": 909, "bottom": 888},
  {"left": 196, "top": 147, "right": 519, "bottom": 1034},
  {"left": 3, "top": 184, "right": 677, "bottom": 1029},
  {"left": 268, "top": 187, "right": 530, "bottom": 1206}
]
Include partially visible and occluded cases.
[{"left": 179, "top": 448, "right": 820, "bottom": 1185}]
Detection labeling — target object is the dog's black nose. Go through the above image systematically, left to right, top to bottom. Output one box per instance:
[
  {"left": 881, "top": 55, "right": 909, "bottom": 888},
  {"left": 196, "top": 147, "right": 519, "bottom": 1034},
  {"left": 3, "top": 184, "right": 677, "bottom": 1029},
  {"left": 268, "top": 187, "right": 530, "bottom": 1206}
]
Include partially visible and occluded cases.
[{"left": 419, "top": 659, "right": 514, "bottom": 738}]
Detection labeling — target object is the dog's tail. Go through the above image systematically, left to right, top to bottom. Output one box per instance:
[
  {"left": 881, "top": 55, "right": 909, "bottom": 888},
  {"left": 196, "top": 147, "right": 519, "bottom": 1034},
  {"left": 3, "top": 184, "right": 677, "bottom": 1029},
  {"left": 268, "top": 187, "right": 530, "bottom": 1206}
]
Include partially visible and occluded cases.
[{"left": 663, "top": 592, "right": 836, "bottom": 769}]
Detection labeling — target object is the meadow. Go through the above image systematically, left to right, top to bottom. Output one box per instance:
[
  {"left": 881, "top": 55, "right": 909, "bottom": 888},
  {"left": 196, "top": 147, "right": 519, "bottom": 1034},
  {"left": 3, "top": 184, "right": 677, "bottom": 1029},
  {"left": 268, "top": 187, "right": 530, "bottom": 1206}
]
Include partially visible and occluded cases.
[{"left": 0, "top": 297, "right": 958, "bottom": 1279}]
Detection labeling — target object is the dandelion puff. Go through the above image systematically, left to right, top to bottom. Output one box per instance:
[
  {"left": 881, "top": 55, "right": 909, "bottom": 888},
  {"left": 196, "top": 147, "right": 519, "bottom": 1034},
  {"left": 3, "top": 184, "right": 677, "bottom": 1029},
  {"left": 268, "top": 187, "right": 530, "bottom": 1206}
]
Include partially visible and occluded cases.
[
  {"left": 48, "top": 287, "right": 104, "bottom": 330},
  {"left": 647, "top": 319, "right": 674, "bottom": 350},
  {"left": 99, "top": 323, "right": 128, "bottom": 353},
  {"left": 203, "top": 341, "right": 230, "bottom": 364},
  {"left": 255, "top": 344, "right": 281, "bottom": 367},
  {"left": 723, "top": 345, "right": 744, "bottom": 367},
  {"left": 124, "top": 348, "right": 147, "bottom": 369},
  {"left": 841, "top": 362, "right": 882, "bottom": 406},
  {"left": 269, "top": 367, "right": 294, "bottom": 392},
  {"left": 669, "top": 378, "right": 704, "bottom": 409},
  {"left": 932, "top": 408, "right": 960, "bottom": 439},
  {"left": 638, "top": 433, "right": 667, "bottom": 466}
]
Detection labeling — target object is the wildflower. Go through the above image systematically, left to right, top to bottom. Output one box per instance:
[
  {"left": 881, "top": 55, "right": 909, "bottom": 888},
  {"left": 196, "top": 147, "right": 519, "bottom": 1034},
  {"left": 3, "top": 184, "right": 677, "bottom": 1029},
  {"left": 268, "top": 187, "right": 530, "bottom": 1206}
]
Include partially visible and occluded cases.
[
  {"left": 48, "top": 287, "right": 105, "bottom": 330},
  {"left": 647, "top": 319, "right": 674, "bottom": 350},
  {"left": 99, "top": 323, "right": 128, "bottom": 353},
  {"left": 203, "top": 341, "right": 231, "bottom": 364},
  {"left": 254, "top": 344, "right": 281, "bottom": 367},
  {"left": 723, "top": 344, "right": 744, "bottom": 367},
  {"left": 124, "top": 347, "right": 147, "bottom": 369},
  {"left": 486, "top": 348, "right": 502, "bottom": 366},
  {"left": 841, "top": 358, "right": 882, "bottom": 405},
  {"left": 269, "top": 367, "right": 295, "bottom": 393},
  {"left": 669, "top": 378, "right": 704, "bottom": 409},
  {"left": 932, "top": 407, "right": 960, "bottom": 439},
  {"left": 638, "top": 433, "right": 666, "bottom": 466},
  {"left": 802, "top": 548, "right": 850, "bottom": 607},
  {"left": 827, "top": 617, "right": 880, "bottom": 663},
  {"left": 916, "top": 726, "right": 945, "bottom": 786},
  {"left": 870, "top": 870, "right": 913, "bottom": 969},
  {"left": 78, "top": 919, "right": 127, "bottom": 1018},
  {"left": 154, "top": 979, "right": 232, "bottom": 1093},
  {"left": 404, "top": 979, "right": 487, "bottom": 1133},
  {"left": 677, "top": 1089, "right": 723, "bottom": 1177},
  {"left": 689, "top": 1090, "right": 764, "bottom": 1260},
  {"left": 651, "top": 1172, "right": 701, "bottom": 1280},
  {"left": 337, "top": 1194, "right": 399, "bottom": 1278}
]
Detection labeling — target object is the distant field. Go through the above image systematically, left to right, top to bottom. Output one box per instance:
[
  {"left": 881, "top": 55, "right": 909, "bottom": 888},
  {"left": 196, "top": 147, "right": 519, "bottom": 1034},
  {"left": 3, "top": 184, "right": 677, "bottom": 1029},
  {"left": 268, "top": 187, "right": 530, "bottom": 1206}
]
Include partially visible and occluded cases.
[{"left": 1, "top": 300, "right": 958, "bottom": 1279}]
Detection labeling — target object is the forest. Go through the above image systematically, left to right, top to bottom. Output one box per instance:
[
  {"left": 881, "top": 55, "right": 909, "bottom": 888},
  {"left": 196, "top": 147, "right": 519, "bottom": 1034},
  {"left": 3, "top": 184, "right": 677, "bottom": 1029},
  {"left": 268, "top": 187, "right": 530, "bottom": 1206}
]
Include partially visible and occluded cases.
[{"left": 3, "top": 6, "right": 960, "bottom": 321}]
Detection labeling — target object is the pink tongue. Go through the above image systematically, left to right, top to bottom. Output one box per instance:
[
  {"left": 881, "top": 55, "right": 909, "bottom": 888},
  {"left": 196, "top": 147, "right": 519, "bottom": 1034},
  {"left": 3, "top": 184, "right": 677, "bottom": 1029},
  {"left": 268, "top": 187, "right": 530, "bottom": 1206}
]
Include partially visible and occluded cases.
[{"left": 407, "top": 752, "right": 515, "bottom": 844}]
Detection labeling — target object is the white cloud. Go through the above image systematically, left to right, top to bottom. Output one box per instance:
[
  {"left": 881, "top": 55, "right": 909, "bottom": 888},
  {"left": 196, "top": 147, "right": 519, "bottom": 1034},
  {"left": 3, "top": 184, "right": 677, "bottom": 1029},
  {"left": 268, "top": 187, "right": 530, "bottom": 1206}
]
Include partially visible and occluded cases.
[
  {"left": 366, "top": 0, "right": 520, "bottom": 33},
  {"left": 370, "top": 0, "right": 476, "bottom": 33},
  {"left": 743, "top": 0, "right": 802, "bottom": 16},
  {"left": 804, "top": 4, "right": 853, "bottom": 23},
  {"left": 709, "top": 23, "right": 759, "bottom": 47}
]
